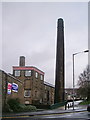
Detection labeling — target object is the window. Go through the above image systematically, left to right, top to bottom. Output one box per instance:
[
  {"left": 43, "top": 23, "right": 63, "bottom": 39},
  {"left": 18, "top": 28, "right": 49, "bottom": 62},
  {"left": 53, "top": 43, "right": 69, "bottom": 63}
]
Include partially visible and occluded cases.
[
  {"left": 15, "top": 70, "right": 20, "bottom": 76},
  {"left": 25, "top": 70, "right": 31, "bottom": 76},
  {"left": 35, "top": 72, "right": 38, "bottom": 78},
  {"left": 40, "top": 75, "right": 43, "bottom": 80},
  {"left": 45, "top": 85, "right": 47, "bottom": 90},
  {"left": 24, "top": 90, "right": 31, "bottom": 97},
  {"left": 35, "top": 91, "right": 38, "bottom": 98},
  {"left": 45, "top": 93, "right": 47, "bottom": 99},
  {"left": 40, "top": 99, "right": 42, "bottom": 103},
  {"left": 25, "top": 101, "right": 30, "bottom": 104}
]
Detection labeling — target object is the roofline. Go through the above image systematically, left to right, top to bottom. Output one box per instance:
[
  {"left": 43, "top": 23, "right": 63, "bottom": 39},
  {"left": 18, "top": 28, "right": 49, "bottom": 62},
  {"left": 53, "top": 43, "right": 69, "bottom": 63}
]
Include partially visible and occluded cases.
[
  {"left": 13, "top": 66, "right": 45, "bottom": 75},
  {"left": 1, "top": 70, "right": 23, "bottom": 84},
  {"left": 7, "top": 73, "right": 23, "bottom": 84},
  {"left": 44, "top": 81, "right": 55, "bottom": 88}
]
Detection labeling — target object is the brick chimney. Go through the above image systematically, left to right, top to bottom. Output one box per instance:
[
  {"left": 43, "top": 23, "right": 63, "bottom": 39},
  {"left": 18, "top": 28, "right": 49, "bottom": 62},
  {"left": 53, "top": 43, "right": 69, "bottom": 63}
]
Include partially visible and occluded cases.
[
  {"left": 54, "top": 18, "right": 65, "bottom": 103},
  {"left": 19, "top": 56, "right": 25, "bottom": 66}
]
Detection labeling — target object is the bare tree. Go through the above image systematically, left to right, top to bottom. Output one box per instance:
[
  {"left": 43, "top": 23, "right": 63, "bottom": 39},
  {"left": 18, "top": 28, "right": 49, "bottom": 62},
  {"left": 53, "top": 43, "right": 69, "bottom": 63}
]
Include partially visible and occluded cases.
[{"left": 78, "top": 65, "right": 90, "bottom": 100}]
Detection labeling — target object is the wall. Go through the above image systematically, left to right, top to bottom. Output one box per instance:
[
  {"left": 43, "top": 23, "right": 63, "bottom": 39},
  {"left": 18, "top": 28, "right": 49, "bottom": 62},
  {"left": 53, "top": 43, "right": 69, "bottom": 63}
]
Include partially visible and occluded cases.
[{"left": 2, "top": 70, "right": 24, "bottom": 109}]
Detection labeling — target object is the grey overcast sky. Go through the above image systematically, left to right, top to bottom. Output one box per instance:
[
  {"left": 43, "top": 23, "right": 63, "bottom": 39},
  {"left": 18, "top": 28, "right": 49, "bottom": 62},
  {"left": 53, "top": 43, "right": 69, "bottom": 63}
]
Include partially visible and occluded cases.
[{"left": 1, "top": 2, "right": 88, "bottom": 88}]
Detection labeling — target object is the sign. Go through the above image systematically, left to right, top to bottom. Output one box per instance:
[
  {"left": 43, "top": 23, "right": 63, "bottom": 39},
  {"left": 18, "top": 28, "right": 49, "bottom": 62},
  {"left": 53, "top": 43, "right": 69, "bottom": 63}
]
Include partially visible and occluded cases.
[
  {"left": 7, "top": 83, "right": 12, "bottom": 94},
  {"left": 12, "top": 83, "right": 18, "bottom": 92}
]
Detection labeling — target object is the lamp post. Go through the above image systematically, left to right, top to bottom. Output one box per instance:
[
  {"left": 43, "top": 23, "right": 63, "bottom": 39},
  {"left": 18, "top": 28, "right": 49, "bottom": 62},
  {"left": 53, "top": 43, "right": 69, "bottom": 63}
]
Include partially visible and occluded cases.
[{"left": 72, "top": 50, "right": 89, "bottom": 110}]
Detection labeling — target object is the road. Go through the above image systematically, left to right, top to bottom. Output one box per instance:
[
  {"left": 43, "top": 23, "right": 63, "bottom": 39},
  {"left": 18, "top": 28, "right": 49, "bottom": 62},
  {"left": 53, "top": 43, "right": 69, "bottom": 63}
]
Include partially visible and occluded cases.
[
  {"left": 2, "top": 101, "right": 90, "bottom": 120},
  {"left": 2, "top": 111, "right": 90, "bottom": 120}
]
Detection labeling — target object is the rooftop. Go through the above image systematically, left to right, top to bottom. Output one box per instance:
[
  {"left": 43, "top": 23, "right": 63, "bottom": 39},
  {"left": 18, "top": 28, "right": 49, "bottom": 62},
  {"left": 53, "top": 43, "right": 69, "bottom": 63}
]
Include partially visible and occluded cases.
[
  {"left": 13, "top": 66, "right": 45, "bottom": 75},
  {"left": 0, "top": 69, "right": 23, "bottom": 84},
  {"left": 44, "top": 81, "right": 55, "bottom": 88}
]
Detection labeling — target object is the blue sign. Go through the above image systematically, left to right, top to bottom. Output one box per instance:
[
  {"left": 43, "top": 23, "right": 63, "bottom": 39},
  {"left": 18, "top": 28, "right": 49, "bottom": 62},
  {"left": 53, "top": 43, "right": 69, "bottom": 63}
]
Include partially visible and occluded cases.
[{"left": 12, "top": 83, "right": 18, "bottom": 92}]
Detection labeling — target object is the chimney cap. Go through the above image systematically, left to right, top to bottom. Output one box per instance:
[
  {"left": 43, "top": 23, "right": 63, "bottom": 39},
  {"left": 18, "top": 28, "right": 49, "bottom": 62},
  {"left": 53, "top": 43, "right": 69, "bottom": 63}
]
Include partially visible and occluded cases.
[{"left": 20, "top": 56, "right": 25, "bottom": 58}]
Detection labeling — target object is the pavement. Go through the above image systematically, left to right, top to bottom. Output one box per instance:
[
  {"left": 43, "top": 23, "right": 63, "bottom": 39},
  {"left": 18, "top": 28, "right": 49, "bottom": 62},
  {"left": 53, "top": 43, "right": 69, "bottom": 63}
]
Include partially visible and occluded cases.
[{"left": 2, "top": 105, "right": 87, "bottom": 117}]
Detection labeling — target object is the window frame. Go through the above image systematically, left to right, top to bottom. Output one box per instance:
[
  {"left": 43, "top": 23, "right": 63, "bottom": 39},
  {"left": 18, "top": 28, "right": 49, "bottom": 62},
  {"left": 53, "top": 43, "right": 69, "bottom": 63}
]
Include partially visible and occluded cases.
[
  {"left": 14, "top": 70, "right": 20, "bottom": 77},
  {"left": 25, "top": 70, "right": 31, "bottom": 77},
  {"left": 35, "top": 72, "right": 38, "bottom": 78},
  {"left": 40, "top": 75, "right": 43, "bottom": 80},
  {"left": 24, "top": 90, "right": 31, "bottom": 97}
]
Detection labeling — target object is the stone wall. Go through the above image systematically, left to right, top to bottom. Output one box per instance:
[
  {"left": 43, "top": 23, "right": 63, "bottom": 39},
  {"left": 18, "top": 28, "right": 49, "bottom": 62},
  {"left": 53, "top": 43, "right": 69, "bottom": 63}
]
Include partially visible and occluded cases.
[{"left": 2, "top": 70, "right": 24, "bottom": 108}]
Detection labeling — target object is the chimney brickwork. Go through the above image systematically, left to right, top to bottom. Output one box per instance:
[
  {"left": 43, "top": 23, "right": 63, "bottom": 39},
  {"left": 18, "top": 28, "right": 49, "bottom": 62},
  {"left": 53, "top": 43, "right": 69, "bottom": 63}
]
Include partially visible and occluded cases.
[{"left": 54, "top": 18, "right": 65, "bottom": 103}]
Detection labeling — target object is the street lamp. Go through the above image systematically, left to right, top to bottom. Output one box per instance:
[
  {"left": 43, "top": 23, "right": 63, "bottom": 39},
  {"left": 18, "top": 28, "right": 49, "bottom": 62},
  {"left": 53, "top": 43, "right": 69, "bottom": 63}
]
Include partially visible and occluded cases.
[{"left": 72, "top": 50, "right": 89, "bottom": 110}]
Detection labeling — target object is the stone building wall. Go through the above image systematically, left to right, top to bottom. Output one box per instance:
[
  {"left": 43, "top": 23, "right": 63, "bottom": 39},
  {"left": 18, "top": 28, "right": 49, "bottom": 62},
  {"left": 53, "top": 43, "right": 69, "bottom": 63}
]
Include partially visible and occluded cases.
[
  {"left": 2, "top": 54, "right": 55, "bottom": 107},
  {"left": 13, "top": 67, "right": 45, "bottom": 105},
  {"left": 2, "top": 70, "right": 24, "bottom": 108},
  {"left": 44, "top": 82, "right": 55, "bottom": 105},
  {"left": 65, "top": 88, "right": 80, "bottom": 100}
]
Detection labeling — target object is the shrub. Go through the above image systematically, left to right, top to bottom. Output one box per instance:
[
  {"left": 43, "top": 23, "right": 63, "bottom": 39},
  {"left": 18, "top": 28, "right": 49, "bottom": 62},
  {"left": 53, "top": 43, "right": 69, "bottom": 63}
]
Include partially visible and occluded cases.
[
  {"left": 6, "top": 98, "right": 37, "bottom": 112},
  {"left": 7, "top": 98, "right": 21, "bottom": 112},
  {"left": 3, "top": 103, "right": 13, "bottom": 112},
  {"left": 19, "top": 104, "right": 37, "bottom": 112},
  {"left": 25, "top": 105, "right": 37, "bottom": 111}
]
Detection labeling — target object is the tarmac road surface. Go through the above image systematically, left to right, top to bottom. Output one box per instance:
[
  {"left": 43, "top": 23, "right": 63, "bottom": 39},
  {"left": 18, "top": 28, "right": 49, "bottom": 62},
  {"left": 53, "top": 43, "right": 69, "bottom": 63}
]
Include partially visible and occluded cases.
[
  {"left": 2, "top": 102, "right": 89, "bottom": 120},
  {"left": 2, "top": 111, "right": 90, "bottom": 120}
]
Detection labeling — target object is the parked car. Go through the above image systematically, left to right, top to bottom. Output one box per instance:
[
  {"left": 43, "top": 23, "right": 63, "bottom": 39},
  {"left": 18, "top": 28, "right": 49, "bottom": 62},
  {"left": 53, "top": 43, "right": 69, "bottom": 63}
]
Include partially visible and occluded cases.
[{"left": 87, "top": 104, "right": 90, "bottom": 112}]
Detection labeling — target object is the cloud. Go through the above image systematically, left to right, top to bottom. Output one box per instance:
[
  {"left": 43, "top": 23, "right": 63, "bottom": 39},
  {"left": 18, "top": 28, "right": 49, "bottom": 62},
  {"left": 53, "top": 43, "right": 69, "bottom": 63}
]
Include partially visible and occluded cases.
[{"left": 2, "top": 2, "right": 88, "bottom": 87}]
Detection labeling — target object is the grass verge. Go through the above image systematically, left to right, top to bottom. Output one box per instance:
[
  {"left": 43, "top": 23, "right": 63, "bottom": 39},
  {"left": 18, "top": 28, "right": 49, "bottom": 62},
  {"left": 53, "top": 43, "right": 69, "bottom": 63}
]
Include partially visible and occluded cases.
[{"left": 79, "top": 100, "right": 90, "bottom": 105}]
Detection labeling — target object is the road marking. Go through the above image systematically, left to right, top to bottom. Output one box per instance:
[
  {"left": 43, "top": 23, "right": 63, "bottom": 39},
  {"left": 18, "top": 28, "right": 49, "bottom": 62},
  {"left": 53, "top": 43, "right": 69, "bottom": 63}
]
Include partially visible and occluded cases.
[
  {"left": 2, "top": 110, "right": 87, "bottom": 119},
  {"left": 2, "top": 115, "right": 29, "bottom": 119}
]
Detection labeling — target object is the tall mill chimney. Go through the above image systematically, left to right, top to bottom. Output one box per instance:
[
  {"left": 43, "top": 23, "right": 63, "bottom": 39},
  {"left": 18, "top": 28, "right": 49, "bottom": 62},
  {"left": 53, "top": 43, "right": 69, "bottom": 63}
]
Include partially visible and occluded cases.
[
  {"left": 54, "top": 18, "right": 65, "bottom": 103},
  {"left": 19, "top": 56, "right": 25, "bottom": 66}
]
